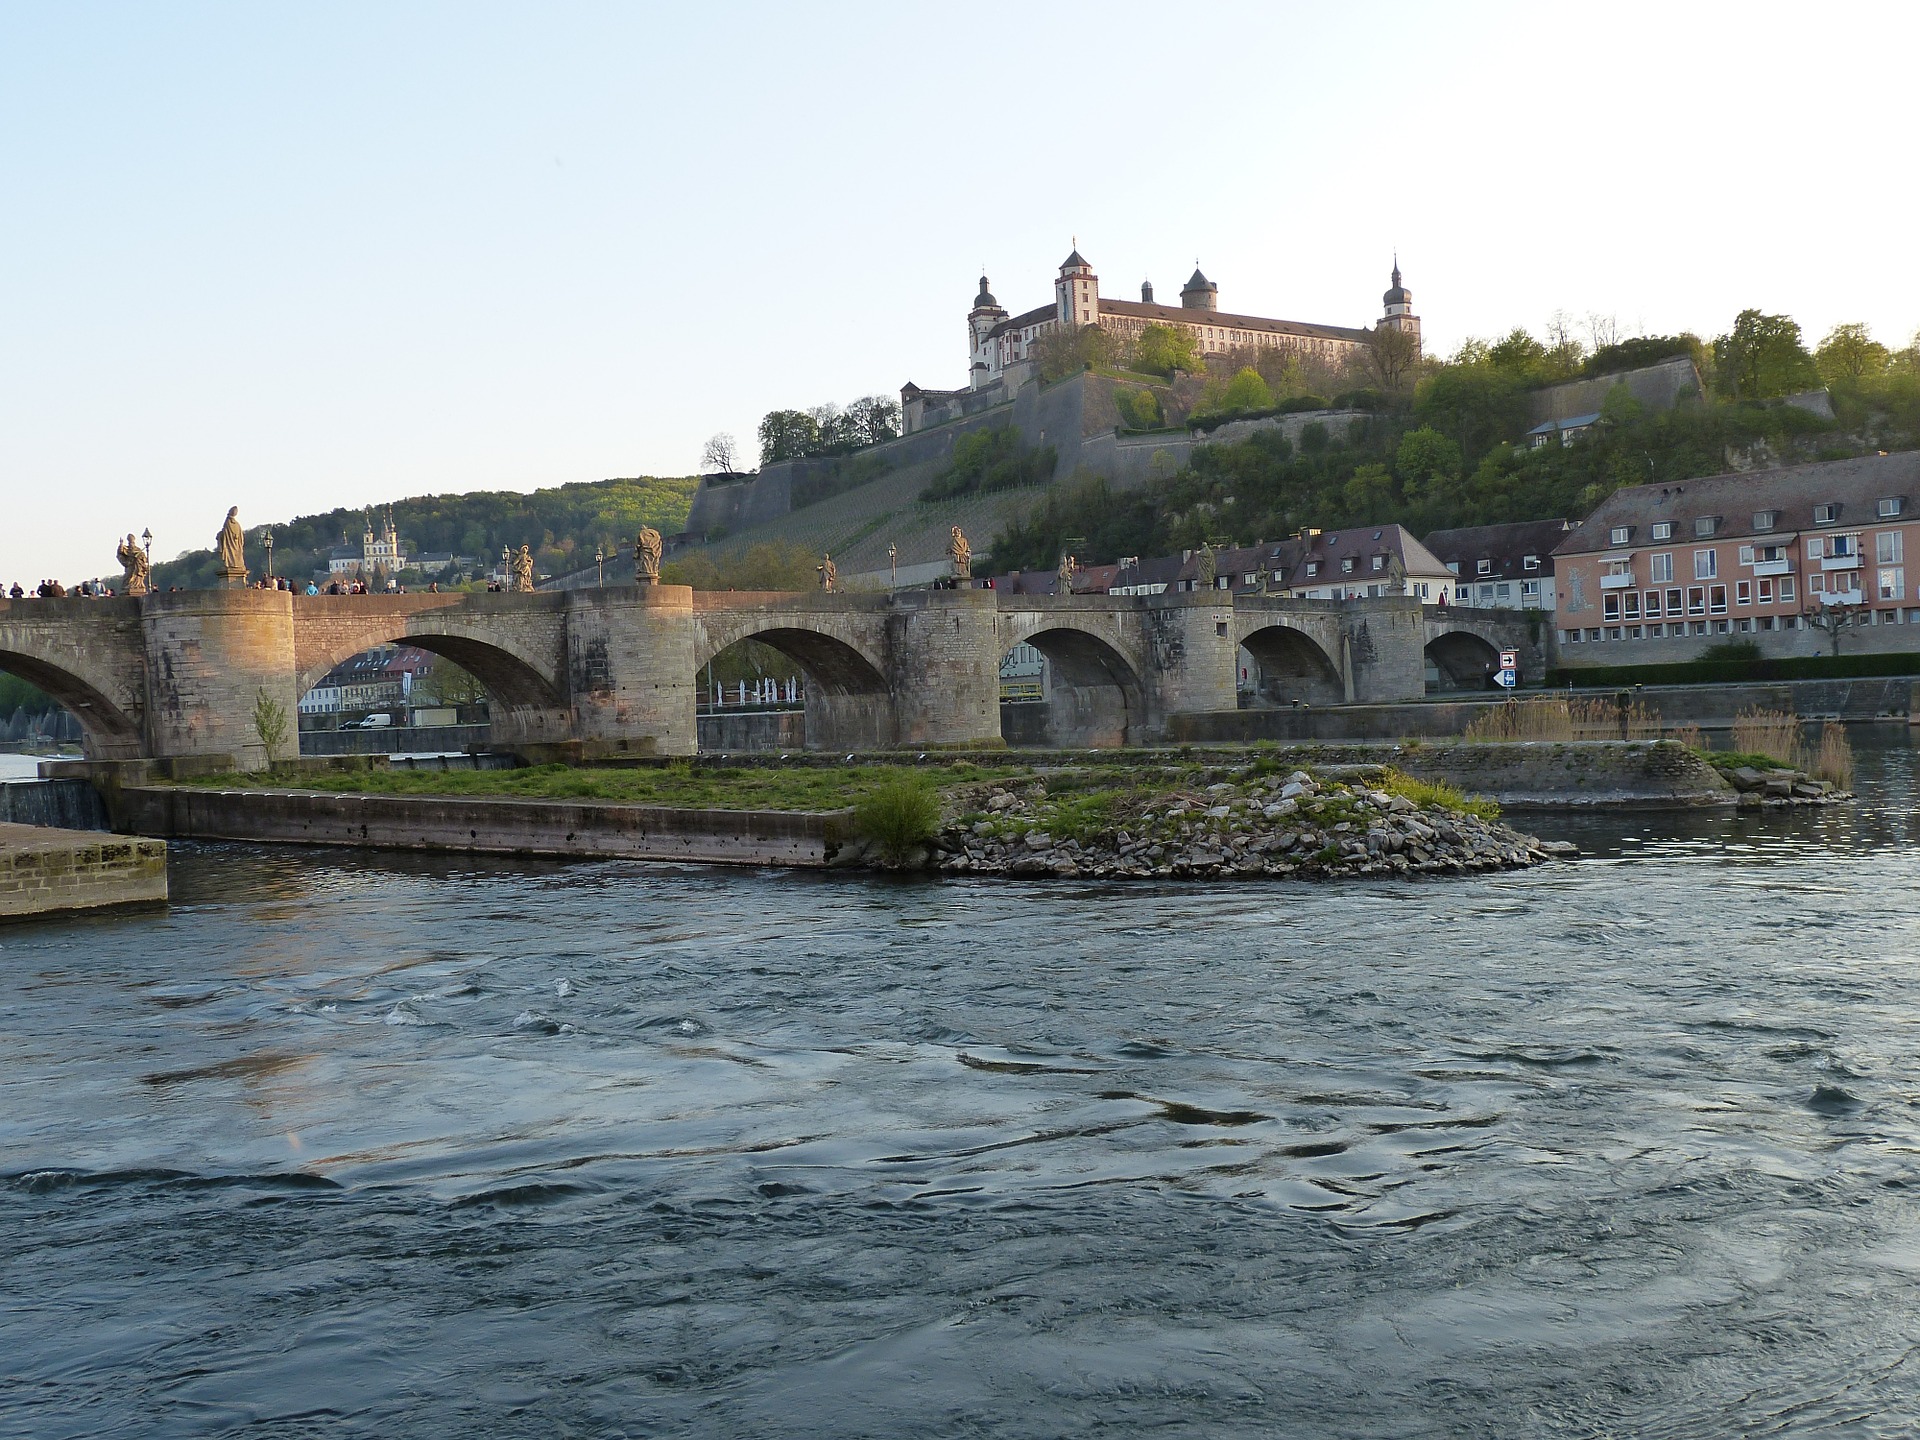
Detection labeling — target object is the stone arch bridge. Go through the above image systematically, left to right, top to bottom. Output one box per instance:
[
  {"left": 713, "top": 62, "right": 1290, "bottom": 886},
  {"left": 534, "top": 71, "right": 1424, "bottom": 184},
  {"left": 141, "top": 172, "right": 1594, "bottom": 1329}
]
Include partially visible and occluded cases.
[{"left": 0, "top": 586, "right": 1521, "bottom": 765}]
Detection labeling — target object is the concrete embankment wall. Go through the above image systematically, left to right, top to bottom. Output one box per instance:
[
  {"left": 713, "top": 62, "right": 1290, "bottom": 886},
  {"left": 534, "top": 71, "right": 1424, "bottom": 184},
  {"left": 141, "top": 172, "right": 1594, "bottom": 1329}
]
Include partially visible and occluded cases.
[
  {"left": 1170, "top": 676, "right": 1919, "bottom": 744},
  {"left": 697, "top": 710, "right": 806, "bottom": 753},
  {"left": 299, "top": 724, "right": 493, "bottom": 757},
  {"left": 0, "top": 778, "right": 109, "bottom": 829},
  {"left": 114, "top": 786, "right": 858, "bottom": 867},
  {"left": 0, "top": 823, "right": 167, "bottom": 920}
]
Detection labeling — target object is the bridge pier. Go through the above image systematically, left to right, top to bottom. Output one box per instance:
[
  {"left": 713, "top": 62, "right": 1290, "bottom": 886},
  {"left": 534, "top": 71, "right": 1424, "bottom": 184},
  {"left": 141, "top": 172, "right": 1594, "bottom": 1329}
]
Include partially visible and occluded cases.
[
  {"left": 566, "top": 584, "right": 700, "bottom": 756},
  {"left": 888, "top": 588, "right": 1004, "bottom": 748},
  {"left": 142, "top": 589, "right": 300, "bottom": 769}
]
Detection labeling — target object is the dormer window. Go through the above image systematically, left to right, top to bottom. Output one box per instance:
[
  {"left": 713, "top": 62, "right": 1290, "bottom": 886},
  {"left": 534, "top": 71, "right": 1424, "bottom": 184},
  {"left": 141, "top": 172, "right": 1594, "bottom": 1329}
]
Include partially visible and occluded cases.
[
  {"left": 1879, "top": 497, "right": 1904, "bottom": 518},
  {"left": 1815, "top": 503, "right": 1839, "bottom": 525},
  {"left": 1753, "top": 510, "right": 1777, "bottom": 531},
  {"left": 1693, "top": 516, "right": 1719, "bottom": 538},
  {"left": 1651, "top": 522, "right": 1674, "bottom": 540},
  {"left": 1608, "top": 526, "right": 1633, "bottom": 546},
  {"left": 1371, "top": 555, "right": 1385, "bottom": 572},
  {"left": 1523, "top": 555, "right": 1541, "bottom": 571},
  {"left": 1341, "top": 557, "right": 1356, "bottom": 574},
  {"left": 1476, "top": 559, "right": 1493, "bottom": 576},
  {"left": 1305, "top": 561, "right": 1320, "bottom": 577}
]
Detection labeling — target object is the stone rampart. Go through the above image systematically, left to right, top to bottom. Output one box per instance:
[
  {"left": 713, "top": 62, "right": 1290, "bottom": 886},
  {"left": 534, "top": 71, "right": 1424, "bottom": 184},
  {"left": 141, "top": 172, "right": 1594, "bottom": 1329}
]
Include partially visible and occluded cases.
[{"left": 116, "top": 786, "right": 859, "bottom": 867}]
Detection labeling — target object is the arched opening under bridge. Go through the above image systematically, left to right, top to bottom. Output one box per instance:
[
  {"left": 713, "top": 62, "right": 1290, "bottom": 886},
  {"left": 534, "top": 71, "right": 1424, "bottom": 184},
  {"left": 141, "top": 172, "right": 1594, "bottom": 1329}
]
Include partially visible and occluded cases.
[
  {"left": 1237, "top": 624, "right": 1344, "bottom": 708},
  {"left": 695, "top": 627, "right": 892, "bottom": 752},
  {"left": 999, "top": 627, "right": 1143, "bottom": 748},
  {"left": 1425, "top": 630, "right": 1501, "bottom": 692},
  {"left": 0, "top": 652, "right": 142, "bottom": 762}
]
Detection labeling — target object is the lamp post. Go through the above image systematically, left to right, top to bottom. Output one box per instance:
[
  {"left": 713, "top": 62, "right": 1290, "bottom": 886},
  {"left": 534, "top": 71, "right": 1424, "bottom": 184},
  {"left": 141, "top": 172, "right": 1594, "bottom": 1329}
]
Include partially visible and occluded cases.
[
  {"left": 141, "top": 527, "right": 152, "bottom": 562},
  {"left": 264, "top": 527, "right": 274, "bottom": 580},
  {"left": 888, "top": 542, "right": 897, "bottom": 588},
  {"left": 596, "top": 544, "right": 605, "bottom": 587}
]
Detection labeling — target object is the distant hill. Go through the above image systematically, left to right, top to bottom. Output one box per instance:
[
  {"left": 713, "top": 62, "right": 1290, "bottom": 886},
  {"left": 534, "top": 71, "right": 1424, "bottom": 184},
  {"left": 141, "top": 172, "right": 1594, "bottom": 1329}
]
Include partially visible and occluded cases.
[{"left": 148, "top": 475, "right": 700, "bottom": 590}]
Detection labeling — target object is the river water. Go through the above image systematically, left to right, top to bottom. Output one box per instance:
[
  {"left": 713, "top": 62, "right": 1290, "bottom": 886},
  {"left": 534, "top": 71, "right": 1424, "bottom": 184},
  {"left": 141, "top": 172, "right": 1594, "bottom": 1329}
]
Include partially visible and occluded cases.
[{"left": 4, "top": 736, "right": 1920, "bottom": 1437}]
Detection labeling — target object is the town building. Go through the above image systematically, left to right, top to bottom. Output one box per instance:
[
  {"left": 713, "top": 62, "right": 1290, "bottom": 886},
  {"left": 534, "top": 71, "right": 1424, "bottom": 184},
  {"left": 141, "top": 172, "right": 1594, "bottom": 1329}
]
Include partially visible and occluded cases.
[
  {"left": 902, "top": 248, "right": 1419, "bottom": 432},
  {"left": 1552, "top": 452, "right": 1920, "bottom": 659},
  {"left": 326, "top": 510, "right": 411, "bottom": 581},
  {"left": 1423, "top": 520, "right": 1572, "bottom": 610},
  {"left": 296, "top": 644, "right": 434, "bottom": 715}
]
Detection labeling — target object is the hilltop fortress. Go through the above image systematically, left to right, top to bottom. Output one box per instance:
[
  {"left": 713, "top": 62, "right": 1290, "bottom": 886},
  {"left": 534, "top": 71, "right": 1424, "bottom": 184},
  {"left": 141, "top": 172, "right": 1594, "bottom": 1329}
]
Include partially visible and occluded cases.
[
  {"left": 683, "top": 243, "right": 1421, "bottom": 584},
  {"left": 903, "top": 247, "right": 1420, "bottom": 432}
]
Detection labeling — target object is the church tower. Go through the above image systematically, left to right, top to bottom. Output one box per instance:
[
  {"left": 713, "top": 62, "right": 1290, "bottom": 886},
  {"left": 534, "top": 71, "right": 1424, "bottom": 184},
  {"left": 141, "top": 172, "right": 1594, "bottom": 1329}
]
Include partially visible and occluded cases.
[
  {"left": 1054, "top": 245, "right": 1099, "bottom": 328},
  {"left": 1381, "top": 258, "right": 1421, "bottom": 348},
  {"left": 1180, "top": 265, "right": 1219, "bottom": 311},
  {"left": 967, "top": 274, "right": 1007, "bottom": 389}
]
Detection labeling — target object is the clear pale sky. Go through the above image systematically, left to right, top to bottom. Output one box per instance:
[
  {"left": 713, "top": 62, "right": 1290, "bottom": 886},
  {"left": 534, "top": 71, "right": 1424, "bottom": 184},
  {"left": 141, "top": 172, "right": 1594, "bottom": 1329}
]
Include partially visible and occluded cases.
[{"left": 4, "top": 1, "right": 1915, "bottom": 584}]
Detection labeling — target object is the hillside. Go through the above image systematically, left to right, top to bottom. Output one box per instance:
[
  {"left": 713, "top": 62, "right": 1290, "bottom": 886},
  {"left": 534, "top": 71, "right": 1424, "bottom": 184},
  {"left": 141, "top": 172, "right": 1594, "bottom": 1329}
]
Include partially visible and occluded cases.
[{"left": 148, "top": 475, "right": 699, "bottom": 590}]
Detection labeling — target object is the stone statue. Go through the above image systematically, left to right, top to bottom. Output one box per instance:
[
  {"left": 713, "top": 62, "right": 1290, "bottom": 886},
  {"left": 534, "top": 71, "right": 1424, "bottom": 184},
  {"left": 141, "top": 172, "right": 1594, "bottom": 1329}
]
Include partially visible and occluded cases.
[
  {"left": 216, "top": 506, "right": 247, "bottom": 584},
  {"left": 634, "top": 525, "right": 663, "bottom": 585},
  {"left": 948, "top": 526, "right": 971, "bottom": 581},
  {"left": 115, "top": 533, "right": 151, "bottom": 597},
  {"left": 1197, "top": 542, "right": 1218, "bottom": 587},
  {"left": 510, "top": 544, "right": 535, "bottom": 593},
  {"left": 817, "top": 553, "right": 837, "bottom": 593},
  {"left": 1057, "top": 553, "right": 1076, "bottom": 595}
]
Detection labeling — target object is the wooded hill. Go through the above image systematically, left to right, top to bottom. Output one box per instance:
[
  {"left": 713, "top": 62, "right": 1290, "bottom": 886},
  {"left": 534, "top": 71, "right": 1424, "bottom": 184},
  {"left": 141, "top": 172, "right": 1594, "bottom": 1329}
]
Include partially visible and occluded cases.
[{"left": 148, "top": 474, "right": 700, "bottom": 591}]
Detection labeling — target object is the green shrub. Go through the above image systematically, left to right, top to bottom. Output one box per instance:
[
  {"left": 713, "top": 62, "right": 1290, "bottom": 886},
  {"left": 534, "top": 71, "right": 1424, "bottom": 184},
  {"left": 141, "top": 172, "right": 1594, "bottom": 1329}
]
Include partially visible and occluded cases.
[
  {"left": 1115, "top": 386, "right": 1164, "bottom": 430},
  {"left": 920, "top": 428, "right": 1057, "bottom": 501},
  {"left": 1698, "top": 639, "right": 1763, "bottom": 664},
  {"left": 1550, "top": 652, "right": 1920, "bottom": 687},
  {"left": 1378, "top": 767, "right": 1500, "bottom": 821},
  {"left": 854, "top": 773, "right": 942, "bottom": 862}
]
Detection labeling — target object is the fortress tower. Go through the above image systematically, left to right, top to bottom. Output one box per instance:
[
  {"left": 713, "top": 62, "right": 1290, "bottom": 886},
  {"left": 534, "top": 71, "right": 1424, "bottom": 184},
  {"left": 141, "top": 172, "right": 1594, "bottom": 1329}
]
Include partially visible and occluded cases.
[
  {"left": 1054, "top": 246, "right": 1098, "bottom": 328},
  {"left": 1380, "top": 258, "right": 1420, "bottom": 346}
]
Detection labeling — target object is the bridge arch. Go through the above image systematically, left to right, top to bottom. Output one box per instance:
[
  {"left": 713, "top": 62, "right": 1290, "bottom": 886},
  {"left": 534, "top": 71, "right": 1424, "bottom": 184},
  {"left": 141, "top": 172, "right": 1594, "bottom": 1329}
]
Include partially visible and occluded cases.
[
  {"left": 1237, "top": 623, "right": 1344, "bottom": 707},
  {"left": 697, "top": 624, "right": 895, "bottom": 751},
  {"left": 998, "top": 624, "right": 1145, "bottom": 748},
  {"left": 1425, "top": 628, "right": 1500, "bottom": 691},
  {"left": 296, "top": 631, "right": 565, "bottom": 714},
  {"left": 0, "top": 647, "right": 144, "bottom": 759}
]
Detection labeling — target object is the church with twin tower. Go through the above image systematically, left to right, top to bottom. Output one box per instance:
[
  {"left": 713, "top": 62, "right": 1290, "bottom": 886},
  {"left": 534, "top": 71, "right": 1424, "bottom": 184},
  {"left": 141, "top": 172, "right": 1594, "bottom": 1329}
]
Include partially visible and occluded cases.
[{"left": 965, "top": 246, "right": 1419, "bottom": 390}]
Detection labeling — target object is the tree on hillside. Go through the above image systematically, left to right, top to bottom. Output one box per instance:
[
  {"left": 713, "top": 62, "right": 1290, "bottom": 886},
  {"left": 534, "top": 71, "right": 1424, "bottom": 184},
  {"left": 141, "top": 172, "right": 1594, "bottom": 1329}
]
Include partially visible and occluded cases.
[
  {"left": 1713, "top": 310, "right": 1820, "bottom": 399},
  {"left": 1131, "top": 323, "right": 1202, "bottom": 378},
  {"left": 1815, "top": 323, "right": 1890, "bottom": 386},
  {"left": 1033, "top": 324, "right": 1117, "bottom": 382},
  {"left": 1365, "top": 325, "right": 1421, "bottom": 393},
  {"left": 844, "top": 395, "right": 902, "bottom": 448},
  {"left": 758, "top": 409, "right": 822, "bottom": 465},
  {"left": 1394, "top": 426, "right": 1462, "bottom": 497},
  {"left": 701, "top": 433, "right": 741, "bottom": 474},
  {"left": 662, "top": 540, "right": 818, "bottom": 591}
]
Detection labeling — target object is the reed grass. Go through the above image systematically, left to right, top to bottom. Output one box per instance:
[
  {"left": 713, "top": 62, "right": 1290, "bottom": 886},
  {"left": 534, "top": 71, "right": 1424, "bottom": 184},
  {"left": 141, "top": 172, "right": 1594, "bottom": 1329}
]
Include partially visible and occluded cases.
[
  {"left": 1462, "top": 694, "right": 1664, "bottom": 742},
  {"left": 1730, "top": 708, "right": 1807, "bottom": 771},
  {"left": 1667, "top": 721, "right": 1707, "bottom": 752},
  {"left": 1811, "top": 722, "right": 1855, "bottom": 790}
]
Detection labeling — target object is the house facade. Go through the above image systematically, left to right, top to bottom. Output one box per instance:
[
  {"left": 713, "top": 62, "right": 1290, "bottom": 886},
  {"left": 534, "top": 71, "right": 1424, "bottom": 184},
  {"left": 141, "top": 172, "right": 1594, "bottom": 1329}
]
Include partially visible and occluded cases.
[
  {"left": 1553, "top": 452, "right": 1920, "bottom": 661},
  {"left": 1423, "top": 519, "right": 1572, "bottom": 611}
]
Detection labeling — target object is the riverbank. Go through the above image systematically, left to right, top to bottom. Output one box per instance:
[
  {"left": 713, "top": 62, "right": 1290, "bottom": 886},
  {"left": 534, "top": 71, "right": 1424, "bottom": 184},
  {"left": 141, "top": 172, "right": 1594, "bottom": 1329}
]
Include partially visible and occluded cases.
[{"left": 0, "top": 822, "right": 167, "bottom": 920}]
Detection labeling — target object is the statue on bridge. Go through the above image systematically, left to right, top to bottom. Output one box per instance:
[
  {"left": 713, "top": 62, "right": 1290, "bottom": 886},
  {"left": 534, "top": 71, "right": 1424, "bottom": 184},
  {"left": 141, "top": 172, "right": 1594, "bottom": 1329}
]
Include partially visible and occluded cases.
[
  {"left": 216, "top": 507, "right": 247, "bottom": 585},
  {"left": 633, "top": 525, "right": 663, "bottom": 586},
  {"left": 947, "top": 526, "right": 971, "bottom": 582},
  {"left": 115, "top": 534, "right": 151, "bottom": 597},
  {"left": 1197, "top": 543, "right": 1218, "bottom": 588},
  {"left": 510, "top": 544, "right": 535, "bottom": 592},
  {"left": 817, "top": 553, "right": 837, "bottom": 593},
  {"left": 1057, "top": 553, "right": 1076, "bottom": 596}
]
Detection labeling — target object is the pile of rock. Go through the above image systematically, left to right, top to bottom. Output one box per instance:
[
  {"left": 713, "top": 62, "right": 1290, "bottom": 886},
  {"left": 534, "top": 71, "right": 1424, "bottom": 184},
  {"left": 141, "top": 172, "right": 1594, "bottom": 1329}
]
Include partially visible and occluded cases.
[
  {"left": 1719, "top": 765, "right": 1850, "bottom": 807},
  {"left": 931, "top": 768, "right": 1574, "bottom": 881}
]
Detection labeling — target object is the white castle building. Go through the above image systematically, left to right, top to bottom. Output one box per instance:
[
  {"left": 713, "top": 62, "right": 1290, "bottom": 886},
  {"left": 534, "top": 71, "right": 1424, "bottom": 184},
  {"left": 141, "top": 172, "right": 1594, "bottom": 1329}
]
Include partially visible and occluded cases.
[{"left": 902, "top": 245, "right": 1420, "bottom": 433}]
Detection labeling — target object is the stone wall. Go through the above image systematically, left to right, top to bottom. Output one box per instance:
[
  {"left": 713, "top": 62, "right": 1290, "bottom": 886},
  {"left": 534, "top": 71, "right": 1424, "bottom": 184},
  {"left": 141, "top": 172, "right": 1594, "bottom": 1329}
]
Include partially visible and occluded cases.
[
  {"left": 1527, "top": 357, "right": 1703, "bottom": 425},
  {"left": 697, "top": 710, "right": 806, "bottom": 752},
  {"left": 298, "top": 724, "right": 494, "bottom": 756},
  {"left": 115, "top": 786, "right": 858, "bottom": 867},
  {"left": 0, "top": 823, "right": 167, "bottom": 920}
]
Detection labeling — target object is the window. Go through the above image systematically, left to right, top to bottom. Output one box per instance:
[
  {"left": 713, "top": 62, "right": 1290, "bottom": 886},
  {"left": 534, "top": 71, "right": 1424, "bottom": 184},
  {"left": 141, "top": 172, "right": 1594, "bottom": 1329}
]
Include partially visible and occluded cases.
[
  {"left": 1879, "top": 497, "right": 1904, "bottom": 518},
  {"left": 1815, "top": 503, "right": 1839, "bottom": 525},
  {"left": 1753, "top": 510, "right": 1777, "bottom": 531},
  {"left": 1694, "top": 516, "right": 1719, "bottom": 538},
  {"left": 1652, "top": 522, "right": 1674, "bottom": 541},
  {"left": 1609, "top": 526, "right": 1632, "bottom": 545},
  {"left": 1878, "top": 532, "right": 1905, "bottom": 564},
  {"left": 1831, "top": 533, "right": 1859, "bottom": 558},
  {"left": 1807, "top": 537, "right": 1825, "bottom": 559},
  {"left": 1738, "top": 545, "right": 1755, "bottom": 565},
  {"left": 1694, "top": 549, "right": 1718, "bottom": 580},
  {"left": 1649, "top": 552, "right": 1674, "bottom": 584},
  {"left": 1523, "top": 554, "right": 1540, "bottom": 571},
  {"left": 1371, "top": 555, "right": 1385, "bottom": 572},
  {"left": 1341, "top": 557, "right": 1355, "bottom": 573},
  {"left": 1476, "top": 559, "right": 1493, "bottom": 576},
  {"left": 1444, "top": 561, "right": 1460, "bottom": 575},
  {"left": 1305, "top": 562, "right": 1319, "bottom": 576},
  {"left": 1880, "top": 567, "right": 1906, "bottom": 600},
  {"left": 1781, "top": 576, "right": 1797, "bottom": 601},
  {"left": 1758, "top": 578, "right": 1774, "bottom": 604},
  {"left": 1521, "top": 579, "right": 1541, "bottom": 604},
  {"left": 1736, "top": 580, "right": 1751, "bottom": 605},
  {"left": 1709, "top": 585, "right": 1727, "bottom": 615},
  {"left": 1687, "top": 586, "right": 1706, "bottom": 616},
  {"left": 1666, "top": 587, "right": 1683, "bottom": 615},
  {"left": 1644, "top": 590, "right": 1662, "bottom": 618},
  {"left": 1622, "top": 591, "right": 1640, "bottom": 619},
  {"left": 1604, "top": 594, "right": 1621, "bottom": 621},
  {"left": 1563, "top": 629, "right": 1581, "bottom": 644}
]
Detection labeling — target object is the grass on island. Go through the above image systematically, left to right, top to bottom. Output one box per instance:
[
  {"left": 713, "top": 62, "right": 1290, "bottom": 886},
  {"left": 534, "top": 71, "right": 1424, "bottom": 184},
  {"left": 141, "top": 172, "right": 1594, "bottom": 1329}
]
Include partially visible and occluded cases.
[{"left": 184, "top": 760, "right": 1026, "bottom": 812}]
